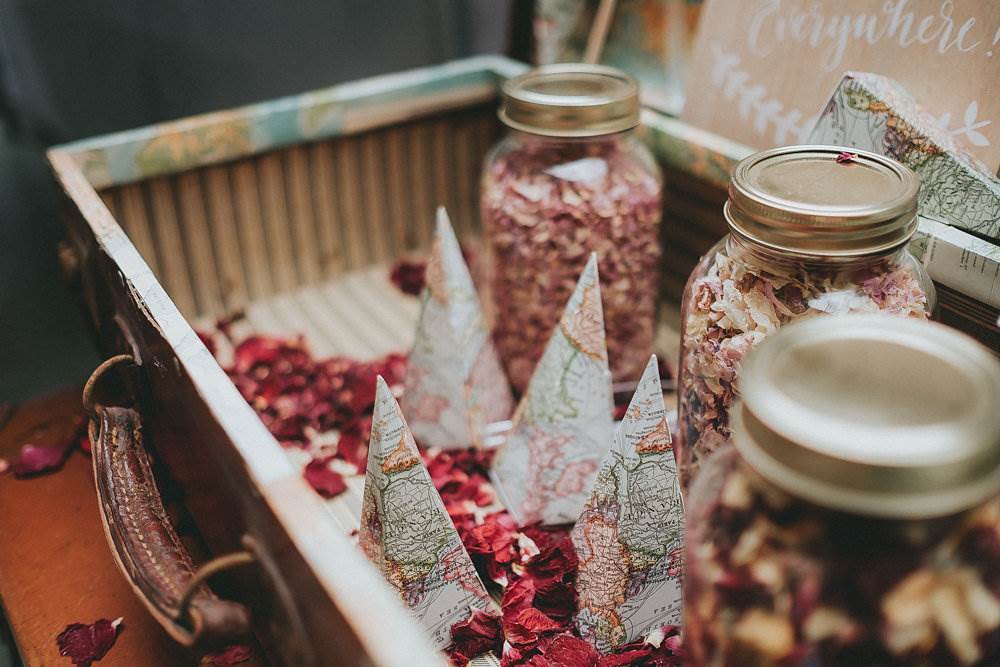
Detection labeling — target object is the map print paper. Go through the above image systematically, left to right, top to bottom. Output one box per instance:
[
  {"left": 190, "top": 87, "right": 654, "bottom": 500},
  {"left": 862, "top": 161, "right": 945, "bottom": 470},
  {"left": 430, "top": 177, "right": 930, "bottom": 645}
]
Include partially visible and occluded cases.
[
  {"left": 809, "top": 72, "right": 1000, "bottom": 242},
  {"left": 402, "top": 207, "right": 514, "bottom": 449},
  {"left": 490, "top": 253, "right": 615, "bottom": 526},
  {"left": 572, "top": 355, "right": 684, "bottom": 654},
  {"left": 360, "top": 376, "right": 491, "bottom": 649}
]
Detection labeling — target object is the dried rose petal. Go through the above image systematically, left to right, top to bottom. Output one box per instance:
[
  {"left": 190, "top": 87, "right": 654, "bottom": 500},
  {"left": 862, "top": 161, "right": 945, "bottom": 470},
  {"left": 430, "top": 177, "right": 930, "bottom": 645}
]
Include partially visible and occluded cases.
[
  {"left": 677, "top": 241, "right": 930, "bottom": 488},
  {"left": 390, "top": 260, "right": 427, "bottom": 296},
  {"left": 202, "top": 323, "right": 405, "bottom": 489},
  {"left": 196, "top": 329, "right": 218, "bottom": 357},
  {"left": 11, "top": 415, "right": 87, "bottom": 478},
  {"left": 336, "top": 427, "right": 368, "bottom": 474},
  {"left": 12, "top": 441, "right": 75, "bottom": 477},
  {"left": 685, "top": 449, "right": 1000, "bottom": 665},
  {"left": 0, "top": 457, "right": 9, "bottom": 475},
  {"left": 303, "top": 457, "right": 348, "bottom": 498},
  {"left": 517, "top": 526, "right": 577, "bottom": 582},
  {"left": 504, "top": 607, "right": 565, "bottom": 646},
  {"left": 447, "top": 610, "right": 503, "bottom": 664},
  {"left": 56, "top": 617, "right": 122, "bottom": 666},
  {"left": 597, "top": 626, "right": 684, "bottom": 666},
  {"left": 540, "top": 633, "right": 600, "bottom": 666},
  {"left": 201, "top": 644, "right": 256, "bottom": 665}
]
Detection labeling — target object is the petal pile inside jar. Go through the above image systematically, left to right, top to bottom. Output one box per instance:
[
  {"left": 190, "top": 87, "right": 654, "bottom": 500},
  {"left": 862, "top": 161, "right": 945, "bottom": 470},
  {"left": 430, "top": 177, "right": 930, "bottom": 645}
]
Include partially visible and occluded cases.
[
  {"left": 481, "top": 136, "right": 662, "bottom": 393},
  {"left": 677, "top": 244, "right": 930, "bottom": 488},
  {"left": 684, "top": 449, "right": 1000, "bottom": 666}
]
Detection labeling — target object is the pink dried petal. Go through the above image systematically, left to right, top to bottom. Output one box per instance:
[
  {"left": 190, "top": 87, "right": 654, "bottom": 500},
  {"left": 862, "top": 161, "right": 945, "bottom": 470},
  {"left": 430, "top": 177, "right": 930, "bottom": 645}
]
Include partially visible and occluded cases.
[
  {"left": 482, "top": 136, "right": 662, "bottom": 392},
  {"left": 678, "top": 241, "right": 929, "bottom": 488},
  {"left": 336, "top": 428, "right": 368, "bottom": 473},
  {"left": 12, "top": 441, "right": 74, "bottom": 477},
  {"left": 0, "top": 457, "right": 9, "bottom": 474},
  {"left": 303, "top": 457, "right": 348, "bottom": 498},
  {"left": 56, "top": 617, "right": 122, "bottom": 666}
]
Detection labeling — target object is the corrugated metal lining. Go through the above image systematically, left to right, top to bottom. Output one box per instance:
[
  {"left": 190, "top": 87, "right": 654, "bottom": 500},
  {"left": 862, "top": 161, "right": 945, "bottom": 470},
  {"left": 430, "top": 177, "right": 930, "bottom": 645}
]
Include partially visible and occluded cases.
[{"left": 99, "top": 104, "right": 498, "bottom": 320}]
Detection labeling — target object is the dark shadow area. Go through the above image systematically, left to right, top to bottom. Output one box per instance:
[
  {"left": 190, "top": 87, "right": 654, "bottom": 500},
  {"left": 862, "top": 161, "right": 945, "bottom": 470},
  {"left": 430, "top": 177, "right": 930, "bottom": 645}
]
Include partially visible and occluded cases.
[{"left": 0, "top": 0, "right": 512, "bottom": 402}]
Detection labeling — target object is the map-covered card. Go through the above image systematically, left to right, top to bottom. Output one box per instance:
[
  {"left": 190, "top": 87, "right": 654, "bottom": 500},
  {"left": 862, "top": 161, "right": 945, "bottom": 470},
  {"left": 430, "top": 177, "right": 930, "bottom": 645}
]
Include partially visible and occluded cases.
[
  {"left": 809, "top": 72, "right": 1000, "bottom": 242},
  {"left": 402, "top": 207, "right": 514, "bottom": 449},
  {"left": 490, "top": 253, "right": 615, "bottom": 526},
  {"left": 572, "top": 355, "right": 684, "bottom": 653},
  {"left": 360, "top": 376, "right": 491, "bottom": 648}
]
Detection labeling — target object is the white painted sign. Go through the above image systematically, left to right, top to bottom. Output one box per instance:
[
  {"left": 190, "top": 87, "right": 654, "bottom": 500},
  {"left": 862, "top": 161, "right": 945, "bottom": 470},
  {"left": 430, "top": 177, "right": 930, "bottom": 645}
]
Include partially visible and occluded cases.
[{"left": 683, "top": 0, "right": 1000, "bottom": 171}]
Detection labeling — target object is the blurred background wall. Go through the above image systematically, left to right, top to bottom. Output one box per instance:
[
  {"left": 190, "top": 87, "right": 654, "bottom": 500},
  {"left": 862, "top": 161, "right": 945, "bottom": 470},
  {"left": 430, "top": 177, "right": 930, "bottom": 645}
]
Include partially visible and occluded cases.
[{"left": 0, "top": 0, "right": 517, "bottom": 402}]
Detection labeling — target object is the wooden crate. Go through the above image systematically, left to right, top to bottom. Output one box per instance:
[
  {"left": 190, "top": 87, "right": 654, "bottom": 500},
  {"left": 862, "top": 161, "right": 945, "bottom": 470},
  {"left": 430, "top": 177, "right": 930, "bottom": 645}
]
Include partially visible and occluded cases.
[{"left": 47, "top": 55, "right": 996, "bottom": 666}]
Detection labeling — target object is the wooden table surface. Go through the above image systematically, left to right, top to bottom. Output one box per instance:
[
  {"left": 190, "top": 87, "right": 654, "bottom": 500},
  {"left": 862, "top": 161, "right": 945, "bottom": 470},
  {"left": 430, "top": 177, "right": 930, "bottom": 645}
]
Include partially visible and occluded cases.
[{"left": 0, "top": 386, "right": 192, "bottom": 666}]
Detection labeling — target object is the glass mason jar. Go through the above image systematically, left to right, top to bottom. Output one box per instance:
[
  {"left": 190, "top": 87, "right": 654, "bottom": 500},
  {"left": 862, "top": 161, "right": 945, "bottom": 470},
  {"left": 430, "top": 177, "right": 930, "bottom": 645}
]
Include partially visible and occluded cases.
[
  {"left": 481, "top": 64, "right": 663, "bottom": 394},
  {"left": 677, "top": 146, "right": 935, "bottom": 489},
  {"left": 685, "top": 315, "right": 1000, "bottom": 667}
]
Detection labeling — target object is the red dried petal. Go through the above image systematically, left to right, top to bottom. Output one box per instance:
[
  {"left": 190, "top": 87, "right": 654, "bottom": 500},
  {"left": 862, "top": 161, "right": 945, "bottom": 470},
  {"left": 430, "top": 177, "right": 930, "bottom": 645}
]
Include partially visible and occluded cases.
[
  {"left": 389, "top": 260, "right": 427, "bottom": 296},
  {"left": 214, "top": 309, "right": 247, "bottom": 342},
  {"left": 207, "top": 325, "right": 405, "bottom": 480},
  {"left": 196, "top": 329, "right": 218, "bottom": 357},
  {"left": 379, "top": 353, "right": 408, "bottom": 388},
  {"left": 336, "top": 427, "right": 368, "bottom": 473},
  {"left": 12, "top": 441, "right": 74, "bottom": 477},
  {"left": 303, "top": 457, "right": 348, "bottom": 498},
  {"left": 466, "top": 520, "right": 516, "bottom": 561},
  {"left": 518, "top": 526, "right": 577, "bottom": 581},
  {"left": 530, "top": 578, "right": 576, "bottom": 624},
  {"left": 504, "top": 607, "right": 564, "bottom": 646},
  {"left": 447, "top": 610, "right": 503, "bottom": 664},
  {"left": 56, "top": 617, "right": 122, "bottom": 666},
  {"left": 599, "top": 626, "right": 683, "bottom": 667},
  {"left": 538, "top": 633, "right": 599, "bottom": 667},
  {"left": 202, "top": 644, "right": 256, "bottom": 665}
]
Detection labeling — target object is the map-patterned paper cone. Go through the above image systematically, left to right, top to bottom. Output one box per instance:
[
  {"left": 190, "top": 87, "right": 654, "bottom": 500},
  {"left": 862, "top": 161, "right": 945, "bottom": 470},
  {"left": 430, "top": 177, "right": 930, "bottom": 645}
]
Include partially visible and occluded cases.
[
  {"left": 402, "top": 207, "right": 514, "bottom": 449},
  {"left": 490, "top": 253, "right": 615, "bottom": 526},
  {"left": 571, "top": 355, "right": 684, "bottom": 654},
  {"left": 360, "top": 376, "right": 491, "bottom": 649}
]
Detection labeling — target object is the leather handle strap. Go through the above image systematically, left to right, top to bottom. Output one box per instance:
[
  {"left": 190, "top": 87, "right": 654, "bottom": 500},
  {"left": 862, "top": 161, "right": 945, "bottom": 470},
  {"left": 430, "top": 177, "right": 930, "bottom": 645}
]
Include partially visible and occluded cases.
[{"left": 85, "top": 356, "right": 252, "bottom": 649}]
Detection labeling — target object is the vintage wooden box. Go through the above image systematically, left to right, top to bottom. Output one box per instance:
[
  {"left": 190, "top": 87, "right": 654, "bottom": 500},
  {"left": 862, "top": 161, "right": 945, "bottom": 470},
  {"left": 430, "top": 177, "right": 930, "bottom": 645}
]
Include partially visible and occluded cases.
[{"left": 48, "top": 55, "right": 998, "bottom": 666}]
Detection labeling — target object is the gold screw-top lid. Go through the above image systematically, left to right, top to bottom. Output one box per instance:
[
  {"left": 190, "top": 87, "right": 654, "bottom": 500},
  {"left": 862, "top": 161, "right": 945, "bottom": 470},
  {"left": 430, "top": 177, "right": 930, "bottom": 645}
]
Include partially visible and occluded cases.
[
  {"left": 499, "top": 64, "right": 640, "bottom": 138},
  {"left": 727, "top": 145, "right": 920, "bottom": 256},
  {"left": 733, "top": 314, "right": 1000, "bottom": 519}
]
